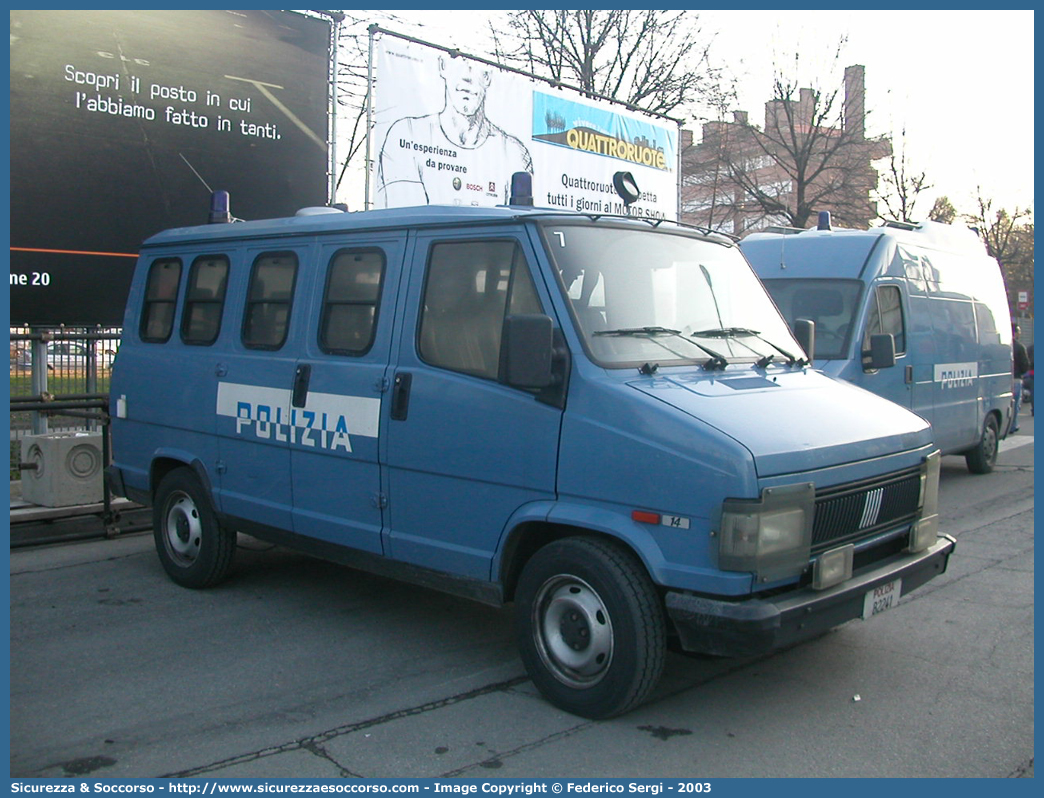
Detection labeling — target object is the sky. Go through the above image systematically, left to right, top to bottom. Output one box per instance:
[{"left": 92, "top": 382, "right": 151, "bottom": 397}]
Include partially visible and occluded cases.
[{"left": 346, "top": 8, "right": 1034, "bottom": 220}]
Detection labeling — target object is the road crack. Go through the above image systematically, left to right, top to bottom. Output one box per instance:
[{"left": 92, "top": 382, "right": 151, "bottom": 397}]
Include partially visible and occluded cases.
[{"left": 162, "top": 674, "right": 530, "bottom": 778}]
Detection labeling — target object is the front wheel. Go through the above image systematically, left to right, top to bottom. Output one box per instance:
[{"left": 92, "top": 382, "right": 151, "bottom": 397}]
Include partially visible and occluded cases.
[
  {"left": 965, "top": 415, "right": 1000, "bottom": 474},
  {"left": 153, "top": 468, "right": 235, "bottom": 588},
  {"left": 515, "top": 537, "right": 665, "bottom": 719}
]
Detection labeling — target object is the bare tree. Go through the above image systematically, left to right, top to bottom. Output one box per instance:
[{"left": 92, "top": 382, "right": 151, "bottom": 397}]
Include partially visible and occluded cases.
[
  {"left": 490, "top": 10, "right": 725, "bottom": 117},
  {"left": 331, "top": 15, "right": 373, "bottom": 196},
  {"left": 683, "top": 47, "right": 892, "bottom": 234},
  {"left": 731, "top": 62, "right": 888, "bottom": 228},
  {"left": 876, "top": 127, "right": 930, "bottom": 223},
  {"left": 966, "top": 191, "right": 1034, "bottom": 315},
  {"left": 966, "top": 191, "right": 1032, "bottom": 261}
]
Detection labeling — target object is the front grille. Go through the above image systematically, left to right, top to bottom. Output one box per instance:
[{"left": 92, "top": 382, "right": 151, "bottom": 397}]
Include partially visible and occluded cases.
[{"left": 811, "top": 466, "right": 922, "bottom": 554}]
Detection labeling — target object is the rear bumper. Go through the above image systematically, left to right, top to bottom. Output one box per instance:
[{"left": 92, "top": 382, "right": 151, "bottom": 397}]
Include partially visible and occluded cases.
[{"left": 666, "top": 535, "right": 955, "bottom": 658}]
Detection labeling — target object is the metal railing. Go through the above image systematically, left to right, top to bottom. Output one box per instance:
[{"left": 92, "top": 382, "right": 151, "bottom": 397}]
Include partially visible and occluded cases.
[{"left": 10, "top": 326, "right": 122, "bottom": 473}]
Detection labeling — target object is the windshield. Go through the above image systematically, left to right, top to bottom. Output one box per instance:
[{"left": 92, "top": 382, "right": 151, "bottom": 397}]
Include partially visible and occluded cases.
[
  {"left": 539, "top": 222, "right": 802, "bottom": 368},
  {"left": 759, "top": 278, "right": 864, "bottom": 360}
]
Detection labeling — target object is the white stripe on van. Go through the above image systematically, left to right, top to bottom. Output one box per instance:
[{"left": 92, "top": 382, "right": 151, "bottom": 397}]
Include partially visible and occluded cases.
[
  {"left": 934, "top": 362, "right": 978, "bottom": 390},
  {"left": 216, "top": 382, "right": 381, "bottom": 450}
]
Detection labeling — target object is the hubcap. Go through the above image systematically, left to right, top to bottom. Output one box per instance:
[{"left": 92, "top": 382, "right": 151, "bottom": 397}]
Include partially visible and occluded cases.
[
  {"left": 984, "top": 424, "right": 998, "bottom": 463},
  {"left": 164, "top": 492, "right": 203, "bottom": 566},
  {"left": 533, "top": 575, "right": 613, "bottom": 688}
]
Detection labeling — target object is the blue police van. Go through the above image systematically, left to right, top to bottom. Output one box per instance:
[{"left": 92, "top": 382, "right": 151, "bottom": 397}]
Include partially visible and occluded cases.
[
  {"left": 107, "top": 185, "right": 954, "bottom": 718},
  {"left": 742, "top": 218, "right": 1014, "bottom": 474}
]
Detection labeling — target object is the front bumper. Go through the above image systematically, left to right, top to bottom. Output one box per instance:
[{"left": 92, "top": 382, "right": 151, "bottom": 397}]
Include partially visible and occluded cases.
[{"left": 666, "top": 534, "right": 955, "bottom": 658}]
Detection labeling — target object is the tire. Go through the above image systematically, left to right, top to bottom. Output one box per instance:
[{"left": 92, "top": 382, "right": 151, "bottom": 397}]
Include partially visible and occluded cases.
[
  {"left": 965, "top": 415, "right": 1000, "bottom": 474},
  {"left": 153, "top": 468, "right": 235, "bottom": 588},
  {"left": 515, "top": 537, "right": 666, "bottom": 719}
]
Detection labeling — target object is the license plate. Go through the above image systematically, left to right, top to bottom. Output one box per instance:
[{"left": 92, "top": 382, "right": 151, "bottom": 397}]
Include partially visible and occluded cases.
[{"left": 862, "top": 578, "right": 902, "bottom": 619}]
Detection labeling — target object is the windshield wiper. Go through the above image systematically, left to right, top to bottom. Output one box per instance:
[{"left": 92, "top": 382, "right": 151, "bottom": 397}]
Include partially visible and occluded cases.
[
  {"left": 594, "top": 326, "right": 683, "bottom": 337},
  {"left": 689, "top": 326, "right": 759, "bottom": 339},
  {"left": 594, "top": 327, "right": 729, "bottom": 369},
  {"left": 689, "top": 327, "right": 806, "bottom": 367}
]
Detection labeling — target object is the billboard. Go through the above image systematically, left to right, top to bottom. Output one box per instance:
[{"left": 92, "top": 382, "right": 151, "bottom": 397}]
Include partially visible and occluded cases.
[
  {"left": 9, "top": 10, "right": 332, "bottom": 326},
  {"left": 370, "top": 36, "right": 678, "bottom": 220}
]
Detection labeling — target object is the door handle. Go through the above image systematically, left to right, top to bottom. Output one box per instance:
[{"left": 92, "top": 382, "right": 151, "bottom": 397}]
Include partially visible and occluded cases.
[
  {"left": 292, "top": 364, "right": 311, "bottom": 408},
  {"left": 390, "top": 372, "right": 412, "bottom": 421}
]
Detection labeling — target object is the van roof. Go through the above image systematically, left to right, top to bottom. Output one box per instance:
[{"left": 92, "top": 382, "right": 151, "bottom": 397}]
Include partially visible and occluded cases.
[
  {"left": 142, "top": 204, "right": 725, "bottom": 249},
  {"left": 142, "top": 204, "right": 547, "bottom": 248},
  {"left": 740, "top": 220, "right": 989, "bottom": 279}
]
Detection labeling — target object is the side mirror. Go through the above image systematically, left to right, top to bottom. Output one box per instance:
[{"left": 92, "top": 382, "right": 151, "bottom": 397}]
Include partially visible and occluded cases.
[
  {"left": 500, "top": 314, "right": 554, "bottom": 389},
  {"left": 794, "top": 318, "right": 815, "bottom": 363},
  {"left": 866, "top": 333, "right": 896, "bottom": 370}
]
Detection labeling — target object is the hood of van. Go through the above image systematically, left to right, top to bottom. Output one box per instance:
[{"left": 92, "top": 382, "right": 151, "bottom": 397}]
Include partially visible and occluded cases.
[{"left": 628, "top": 368, "right": 931, "bottom": 477}]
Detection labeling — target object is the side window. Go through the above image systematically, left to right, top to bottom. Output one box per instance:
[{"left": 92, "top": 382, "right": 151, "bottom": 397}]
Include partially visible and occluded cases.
[
  {"left": 419, "top": 239, "right": 542, "bottom": 380},
  {"left": 319, "top": 249, "right": 385, "bottom": 355},
  {"left": 242, "top": 252, "right": 298, "bottom": 350},
  {"left": 181, "top": 255, "right": 230, "bottom": 346},
  {"left": 140, "top": 258, "right": 182, "bottom": 343},
  {"left": 863, "top": 284, "right": 906, "bottom": 361},
  {"left": 928, "top": 300, "right": 977, "bottom": 362},
  {"left": 974, "top": 301, "right": 1000, "bottom": 346}
]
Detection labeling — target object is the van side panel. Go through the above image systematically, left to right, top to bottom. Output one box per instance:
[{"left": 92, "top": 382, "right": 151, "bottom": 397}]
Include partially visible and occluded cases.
[
  {"left": 288, "top": 234, "right": 407, "bottom": 554},
  {"left": 211, "top": 243, "right": 307, "bottom": 533},
  {"left": 919, "top": 245, "right": 1012, "bottom": 451},
  {"left": 112, "top": 248, "right": 228, "bottom": 502}
]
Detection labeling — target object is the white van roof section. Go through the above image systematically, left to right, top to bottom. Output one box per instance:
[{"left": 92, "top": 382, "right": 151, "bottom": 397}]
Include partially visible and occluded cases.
[
  {"left": 741, "top": 219, "right": 989, "bottom": 278},
  {"left": 744, "top": 219, "right": 986, "bottom": 252}
]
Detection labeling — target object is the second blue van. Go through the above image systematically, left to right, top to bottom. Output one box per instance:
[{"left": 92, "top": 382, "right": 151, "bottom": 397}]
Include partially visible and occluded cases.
[{"left": 742, "top": 219, "right": 1014, "bottom": 473}]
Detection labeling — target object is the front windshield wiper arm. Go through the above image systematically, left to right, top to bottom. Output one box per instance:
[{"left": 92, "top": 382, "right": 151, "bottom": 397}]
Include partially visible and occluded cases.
[
  {"left": 594, "top": 326, "right": 683, "bottom": 337},
  {"left": 594, "top": 327, "right": 729, "bottom": 370},
  {"left": 689, "top": 327, "right": 806, "bottom": 367}
]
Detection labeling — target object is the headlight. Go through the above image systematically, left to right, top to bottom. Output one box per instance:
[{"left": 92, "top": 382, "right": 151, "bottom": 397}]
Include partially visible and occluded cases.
[
  {"left": 910, "top": 450, "right": 941, "bottom": 552},
  {"left": 918, "top": 450, "right": 941, "bottom": 517},
  {"left": 718, "top": 482, "right": 814, "bottom": 582}
]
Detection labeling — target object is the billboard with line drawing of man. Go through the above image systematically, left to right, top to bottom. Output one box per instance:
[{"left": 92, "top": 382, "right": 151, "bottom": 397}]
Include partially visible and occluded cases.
[{"left": 371, "top": 34, "right": 679, "bottom": 221}]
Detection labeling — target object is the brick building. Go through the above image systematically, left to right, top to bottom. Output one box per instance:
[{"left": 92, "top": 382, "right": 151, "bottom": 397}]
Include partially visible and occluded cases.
[{"left": 681, "top": 65, "right": 891, "bottom": 236}]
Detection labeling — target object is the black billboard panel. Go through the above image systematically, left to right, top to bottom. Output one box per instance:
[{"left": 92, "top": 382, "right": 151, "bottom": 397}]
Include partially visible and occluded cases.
[{"left": 10, "top": 10, "right": 332, "bottom": 326}]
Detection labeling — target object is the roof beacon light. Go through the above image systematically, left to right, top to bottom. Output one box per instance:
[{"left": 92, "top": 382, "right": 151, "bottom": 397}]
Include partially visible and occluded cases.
[
  {"left": 509, "top": 171, "right": 533, "bottom": 206},
  {"left": 613, "top": 171, "right": 641, "bottom": 207},
  {"left": 209, "top": 190, "right": 232, "bottom": 224},
  {"left": 817, "top": 210, "right": 832, "bottom": 231}
]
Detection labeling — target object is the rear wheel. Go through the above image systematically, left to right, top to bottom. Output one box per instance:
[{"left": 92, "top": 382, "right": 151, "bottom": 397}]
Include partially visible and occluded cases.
[
  {"left": 965, "top": 415, "right": 999, "bottom": 474},
  {"left": 153, "top": 468, "right": 234, "bottom": 588},
  {"left": 515, "top": 537, "right": 665, "bottom": 719}
]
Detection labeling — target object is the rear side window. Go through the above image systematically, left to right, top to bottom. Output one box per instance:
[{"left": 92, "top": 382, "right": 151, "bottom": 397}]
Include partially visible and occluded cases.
[
  {"left": 419, "top": 239, "right": 542, "bottom": 380},
  {"left": 319, "top": 249, "right": 386, "bottom": 355},
  {"left": 242, "top": 252, "right": 298, "bottom": 350},
  {"left": 181, "top": 255, "right": 230, "bottom": 346},
  {"left": 140, "top": 258, "right": 182, "bottom": 343}
]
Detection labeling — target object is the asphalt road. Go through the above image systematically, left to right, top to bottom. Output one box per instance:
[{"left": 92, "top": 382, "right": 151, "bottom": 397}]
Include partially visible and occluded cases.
[{"left": 8, "top": 419, "right": 1034, "bottom": 779}]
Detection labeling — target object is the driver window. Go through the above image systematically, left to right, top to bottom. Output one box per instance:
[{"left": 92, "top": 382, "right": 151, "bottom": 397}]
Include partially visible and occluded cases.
[
  {"left": 419, "top": 240, "right": 542, "bottom": 380},
  {"left": 863, "top": 285, "right": 906, "bottom": 362}
]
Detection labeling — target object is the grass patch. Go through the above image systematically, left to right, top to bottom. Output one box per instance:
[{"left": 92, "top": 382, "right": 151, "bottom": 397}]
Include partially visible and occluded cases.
[{"left": 10, "top": 372, "right": 111, "bottom": 397}]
